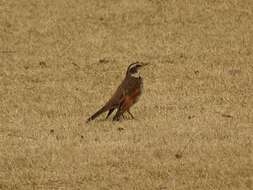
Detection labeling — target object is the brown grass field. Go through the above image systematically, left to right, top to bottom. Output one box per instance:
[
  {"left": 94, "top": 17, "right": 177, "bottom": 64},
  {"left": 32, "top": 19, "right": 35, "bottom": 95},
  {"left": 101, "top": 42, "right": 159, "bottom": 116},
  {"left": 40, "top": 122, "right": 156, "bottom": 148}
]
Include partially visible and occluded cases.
[{"left": 0, "top": 0, "right": 252, "bottom": 189}]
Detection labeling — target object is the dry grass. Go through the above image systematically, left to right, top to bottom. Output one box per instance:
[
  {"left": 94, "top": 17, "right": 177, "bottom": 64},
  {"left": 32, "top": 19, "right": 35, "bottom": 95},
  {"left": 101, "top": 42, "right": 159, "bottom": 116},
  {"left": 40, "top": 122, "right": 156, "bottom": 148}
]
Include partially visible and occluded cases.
[{"left": 0, "top": 0, "right": 252, "bottom": 189}]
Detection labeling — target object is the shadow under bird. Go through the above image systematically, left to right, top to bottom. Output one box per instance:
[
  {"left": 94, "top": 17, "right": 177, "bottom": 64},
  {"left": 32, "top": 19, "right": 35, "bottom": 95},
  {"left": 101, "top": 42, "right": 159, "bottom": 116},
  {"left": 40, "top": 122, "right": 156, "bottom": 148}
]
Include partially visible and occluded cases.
[{"left": 86, "top": 62, "right": 149, "bottom": 122}]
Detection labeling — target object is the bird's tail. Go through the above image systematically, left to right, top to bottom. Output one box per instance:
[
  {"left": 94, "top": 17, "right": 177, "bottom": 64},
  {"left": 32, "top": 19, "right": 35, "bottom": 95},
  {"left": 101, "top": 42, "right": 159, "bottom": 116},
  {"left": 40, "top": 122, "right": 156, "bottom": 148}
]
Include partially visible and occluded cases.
[{"left": 86, "top": 106, "right": 109, "bottom": 123}]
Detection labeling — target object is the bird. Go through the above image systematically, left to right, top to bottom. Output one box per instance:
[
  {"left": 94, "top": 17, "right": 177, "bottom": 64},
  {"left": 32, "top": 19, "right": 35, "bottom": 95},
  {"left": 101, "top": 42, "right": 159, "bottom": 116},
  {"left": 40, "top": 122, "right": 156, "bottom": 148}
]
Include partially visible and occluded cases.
[{"left": 86, "top": 62, "right": 149, "bottom": 123}]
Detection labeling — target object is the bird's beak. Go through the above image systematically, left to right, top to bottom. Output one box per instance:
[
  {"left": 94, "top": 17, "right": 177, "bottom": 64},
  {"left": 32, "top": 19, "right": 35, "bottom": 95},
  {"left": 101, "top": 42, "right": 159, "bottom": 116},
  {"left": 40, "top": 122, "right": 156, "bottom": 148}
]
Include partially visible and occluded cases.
[{"left": 140, "top": 62, "right": 150, "bottom": 67}]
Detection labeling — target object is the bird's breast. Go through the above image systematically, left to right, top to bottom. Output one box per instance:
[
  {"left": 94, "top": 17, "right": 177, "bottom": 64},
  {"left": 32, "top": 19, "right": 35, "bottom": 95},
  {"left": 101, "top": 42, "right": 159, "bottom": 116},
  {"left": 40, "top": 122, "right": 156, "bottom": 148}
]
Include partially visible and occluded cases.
[{"left": 132, "top": 77, "right": 143, "bottom": 104}]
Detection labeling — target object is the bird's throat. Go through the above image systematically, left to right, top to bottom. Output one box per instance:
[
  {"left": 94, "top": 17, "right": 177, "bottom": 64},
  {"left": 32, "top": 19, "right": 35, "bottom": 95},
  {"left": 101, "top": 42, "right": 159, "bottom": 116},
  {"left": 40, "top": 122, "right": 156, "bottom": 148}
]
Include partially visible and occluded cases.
[{"left": 131, "top": 71, "right": 140, "bottom": 78}]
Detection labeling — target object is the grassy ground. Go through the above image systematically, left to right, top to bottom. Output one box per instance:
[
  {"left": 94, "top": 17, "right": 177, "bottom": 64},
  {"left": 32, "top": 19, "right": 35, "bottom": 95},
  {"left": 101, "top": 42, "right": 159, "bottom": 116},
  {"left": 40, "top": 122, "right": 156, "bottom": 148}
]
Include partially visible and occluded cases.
[{"left": 0, "top": 0, "right": 252, "bottom": 189}]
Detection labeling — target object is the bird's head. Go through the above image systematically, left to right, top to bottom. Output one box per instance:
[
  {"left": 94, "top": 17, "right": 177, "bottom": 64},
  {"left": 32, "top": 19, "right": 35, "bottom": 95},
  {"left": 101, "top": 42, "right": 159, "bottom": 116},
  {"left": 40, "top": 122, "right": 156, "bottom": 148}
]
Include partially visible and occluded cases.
[{"left": 126, "top": 62, "right": 149, "bottom": 78}]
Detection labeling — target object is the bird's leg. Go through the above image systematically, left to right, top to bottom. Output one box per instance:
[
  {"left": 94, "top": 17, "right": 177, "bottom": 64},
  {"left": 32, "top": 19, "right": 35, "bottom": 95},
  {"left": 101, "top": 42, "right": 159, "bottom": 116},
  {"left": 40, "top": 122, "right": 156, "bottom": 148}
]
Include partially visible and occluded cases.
[
  {"left": 113, "top": 97, "right": 133, "bottom": 121},
  {"left": 113, "top": 106, "right": 126, "bottom": 121},
  {"left": 106, "top": 108, "right": 115, "bottom": 119},
  {"left": 127, "top": 110, "right": 135, "bottom": 119}
]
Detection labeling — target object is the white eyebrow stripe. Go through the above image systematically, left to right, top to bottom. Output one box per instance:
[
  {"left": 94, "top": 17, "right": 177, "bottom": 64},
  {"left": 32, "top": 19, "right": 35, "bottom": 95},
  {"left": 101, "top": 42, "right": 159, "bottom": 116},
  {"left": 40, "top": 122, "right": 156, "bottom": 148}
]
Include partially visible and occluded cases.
[{"left": 129, "top": 63, "right": 138, "bottom": 70}]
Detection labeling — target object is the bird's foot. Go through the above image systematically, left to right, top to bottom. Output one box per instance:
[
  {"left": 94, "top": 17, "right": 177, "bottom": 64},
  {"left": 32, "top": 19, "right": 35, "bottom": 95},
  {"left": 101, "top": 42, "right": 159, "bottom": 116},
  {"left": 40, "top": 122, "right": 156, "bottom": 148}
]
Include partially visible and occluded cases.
[{"left": 113, "top": 116, "right": 121, "bottom": 121}]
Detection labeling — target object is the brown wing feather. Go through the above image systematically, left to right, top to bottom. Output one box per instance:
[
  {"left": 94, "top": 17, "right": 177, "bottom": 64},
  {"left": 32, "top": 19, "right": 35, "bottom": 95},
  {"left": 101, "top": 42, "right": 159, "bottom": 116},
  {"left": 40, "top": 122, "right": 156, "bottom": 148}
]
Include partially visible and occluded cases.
[
  {"left": 86, "top": 76, "right": 142, "bottom": 122},
  {"left": 112, "top": 77, "right": 143, "bottom": 121},
  {"left": 86, "top": 78, "right": 126, "bottom": 122}
]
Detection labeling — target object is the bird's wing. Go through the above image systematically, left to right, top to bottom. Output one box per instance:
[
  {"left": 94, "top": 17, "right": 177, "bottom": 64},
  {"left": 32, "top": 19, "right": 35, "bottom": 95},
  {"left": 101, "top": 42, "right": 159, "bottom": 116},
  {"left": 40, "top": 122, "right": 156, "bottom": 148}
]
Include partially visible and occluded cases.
[
  {"left": 105, "top": 77, "right": 142, "bottom": 108},
  {"left": 105, "top": 80, "right": 126, "bottom": 108}
]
